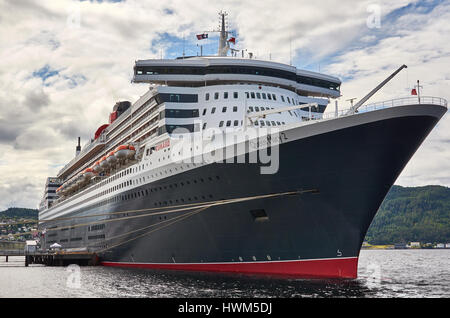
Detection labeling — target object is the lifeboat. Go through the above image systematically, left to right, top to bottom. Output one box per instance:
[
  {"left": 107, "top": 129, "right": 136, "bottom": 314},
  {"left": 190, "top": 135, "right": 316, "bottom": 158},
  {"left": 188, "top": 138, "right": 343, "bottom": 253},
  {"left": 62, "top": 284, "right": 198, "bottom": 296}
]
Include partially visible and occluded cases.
[
  {"left": 114, "top": 145, "right": 129, "bottom": 160},
  {"left": 115, "top": 145, "right": 136, "bottom": 160},
  {"left": 128, "top": 145, "right": 136, "bottom": 159},
  {"left": 106, "top": 151, "right": 117, "bottom": 164},
  {"left": 99, "top": 156, "right": 110, "bottom": 169},
  {"left": 93, "top": 160, "right": 102, "bottom": 173},
  {"left": 83, "top": 168, "right": 95, "bottom": 180},
  {"left": 76, "top": 175, "right": 84, "bottom": 187}
]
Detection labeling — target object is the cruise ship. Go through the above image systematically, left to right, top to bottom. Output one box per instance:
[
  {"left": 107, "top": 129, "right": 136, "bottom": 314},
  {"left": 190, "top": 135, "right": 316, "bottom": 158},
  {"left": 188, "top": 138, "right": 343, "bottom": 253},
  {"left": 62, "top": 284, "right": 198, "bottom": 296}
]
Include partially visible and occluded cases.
[{"left": 38, "top": 13, "right": 447, "bottom": 278}]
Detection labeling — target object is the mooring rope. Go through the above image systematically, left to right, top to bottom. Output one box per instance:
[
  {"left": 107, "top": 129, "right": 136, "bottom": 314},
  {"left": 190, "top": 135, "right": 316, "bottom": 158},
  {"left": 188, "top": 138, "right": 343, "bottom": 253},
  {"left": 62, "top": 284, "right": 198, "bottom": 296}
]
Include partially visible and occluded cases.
[{"left": 0, "top": 189, "right": 317, "bottom": 240}]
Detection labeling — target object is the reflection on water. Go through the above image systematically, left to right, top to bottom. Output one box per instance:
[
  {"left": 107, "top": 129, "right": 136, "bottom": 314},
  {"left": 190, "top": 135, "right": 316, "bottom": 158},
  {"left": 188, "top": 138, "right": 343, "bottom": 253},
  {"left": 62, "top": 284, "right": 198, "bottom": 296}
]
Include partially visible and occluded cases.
[{"left": 0, "top": 250, "right": 448, "bottom": 298}]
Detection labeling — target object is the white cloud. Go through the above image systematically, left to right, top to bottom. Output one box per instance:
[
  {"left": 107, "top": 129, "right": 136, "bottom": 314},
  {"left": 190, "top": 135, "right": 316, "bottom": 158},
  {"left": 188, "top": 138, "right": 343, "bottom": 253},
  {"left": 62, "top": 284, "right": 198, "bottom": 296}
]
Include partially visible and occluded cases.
[{"left": 324, "top": 1, "right": 450, "bottom": 188}]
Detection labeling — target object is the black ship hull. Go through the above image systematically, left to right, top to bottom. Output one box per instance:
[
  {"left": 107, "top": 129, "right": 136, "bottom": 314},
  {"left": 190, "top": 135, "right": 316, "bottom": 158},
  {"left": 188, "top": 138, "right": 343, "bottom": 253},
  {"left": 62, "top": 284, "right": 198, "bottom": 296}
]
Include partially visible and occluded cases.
[{"left": 40, "top": 104, "right": 446, "bottom": 278}]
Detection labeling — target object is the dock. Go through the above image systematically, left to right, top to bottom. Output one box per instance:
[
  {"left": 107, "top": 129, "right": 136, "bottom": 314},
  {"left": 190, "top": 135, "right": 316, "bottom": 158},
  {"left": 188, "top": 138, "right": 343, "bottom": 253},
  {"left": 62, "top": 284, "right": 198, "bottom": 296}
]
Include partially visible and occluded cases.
[{"left": 0, "top": 250, "right": 100, "bottom": 267}]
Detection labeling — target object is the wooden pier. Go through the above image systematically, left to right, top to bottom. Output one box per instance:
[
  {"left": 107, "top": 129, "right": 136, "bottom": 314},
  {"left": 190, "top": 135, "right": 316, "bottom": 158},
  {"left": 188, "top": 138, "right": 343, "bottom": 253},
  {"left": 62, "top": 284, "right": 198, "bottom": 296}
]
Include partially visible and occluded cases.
[{"left": 0, "top": 250, "right": 100, "bottom": 267}]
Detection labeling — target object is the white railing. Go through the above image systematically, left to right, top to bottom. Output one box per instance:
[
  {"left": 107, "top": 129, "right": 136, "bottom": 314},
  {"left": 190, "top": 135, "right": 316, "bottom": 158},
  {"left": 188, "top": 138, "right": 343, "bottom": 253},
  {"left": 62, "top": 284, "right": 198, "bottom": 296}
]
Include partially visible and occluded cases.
[{"left": 320, "top": 96, "right": 448, "bottom": 121}]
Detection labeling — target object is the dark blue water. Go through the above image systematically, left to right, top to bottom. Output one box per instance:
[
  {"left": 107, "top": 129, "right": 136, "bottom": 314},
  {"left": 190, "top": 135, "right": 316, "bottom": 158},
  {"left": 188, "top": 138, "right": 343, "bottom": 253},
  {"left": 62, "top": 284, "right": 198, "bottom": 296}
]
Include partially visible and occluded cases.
[{"left": 0, "top": 250, "right": 448, "bottom": 298}]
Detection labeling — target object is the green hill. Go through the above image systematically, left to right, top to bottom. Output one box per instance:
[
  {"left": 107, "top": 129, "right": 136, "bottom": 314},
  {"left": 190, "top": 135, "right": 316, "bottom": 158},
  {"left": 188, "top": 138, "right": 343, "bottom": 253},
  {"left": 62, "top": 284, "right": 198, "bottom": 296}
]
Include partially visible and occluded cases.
[
  {"left": 365, "top": 185, "right": 450, "bottom": 244},
  {"left": 0, "top": 207, "right": 38, "bottom": 220}
]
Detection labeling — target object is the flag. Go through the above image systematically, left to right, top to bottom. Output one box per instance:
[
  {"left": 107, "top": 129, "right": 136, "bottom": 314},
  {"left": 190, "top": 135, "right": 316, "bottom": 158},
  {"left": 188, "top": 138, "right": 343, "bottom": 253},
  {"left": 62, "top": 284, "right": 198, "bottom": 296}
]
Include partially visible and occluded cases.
[
  {"left": 196, "top": 33, "right": 208, "bottom": 40},
  {"left": 228, "top": 37, "right": 236, "bottom": 44},
  {"left": 411, "top": 88, "right": 417, "bottom": 95}
]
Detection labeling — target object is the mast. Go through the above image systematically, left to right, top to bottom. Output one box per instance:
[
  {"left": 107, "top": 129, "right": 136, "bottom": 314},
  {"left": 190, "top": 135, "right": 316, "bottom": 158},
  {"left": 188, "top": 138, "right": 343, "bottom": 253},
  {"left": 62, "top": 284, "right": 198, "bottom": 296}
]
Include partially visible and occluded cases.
[{"left": 218, "top": 11, "right": 229, "bottom": 56}]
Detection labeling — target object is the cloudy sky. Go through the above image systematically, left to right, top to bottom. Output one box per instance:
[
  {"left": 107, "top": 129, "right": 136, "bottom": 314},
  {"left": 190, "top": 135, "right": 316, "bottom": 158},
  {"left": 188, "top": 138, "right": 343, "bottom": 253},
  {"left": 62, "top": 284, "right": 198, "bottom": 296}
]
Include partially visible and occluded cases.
[{"left": 0, "top": 0, "right": 449, "bottom": 210}]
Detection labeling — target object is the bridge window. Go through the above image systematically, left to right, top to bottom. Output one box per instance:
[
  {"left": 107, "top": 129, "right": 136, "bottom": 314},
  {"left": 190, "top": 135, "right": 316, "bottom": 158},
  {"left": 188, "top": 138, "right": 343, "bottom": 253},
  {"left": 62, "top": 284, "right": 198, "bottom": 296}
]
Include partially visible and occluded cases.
[
  {"left": 135, "top": 66, "right": 340, "bottom": 91},
  {"left": 214, "top": 92, "right": 219, "bottom": 100},
  {"left": 224, "top": 92, "right": 228, "bottom": 99},
  {"left": 233, "top": 92, "right": 238, "bottom": 98},
  {"left": 156, "top": 93, "right": 198, "bottom": 103},
  {"left": 205, "top": 93, "right": 209, "bottom": 101},
  {"left": 262, "top": 93, "right": 267, "bottom": 99},
  {"left": 233, "top": 106, "right": 238, "bottom": 112},
  {"left": 165, "top": 109, "right": 199, "bottom": 118},
  {"left": 165, "top": 124, "right": 200, "bottom": 134}
]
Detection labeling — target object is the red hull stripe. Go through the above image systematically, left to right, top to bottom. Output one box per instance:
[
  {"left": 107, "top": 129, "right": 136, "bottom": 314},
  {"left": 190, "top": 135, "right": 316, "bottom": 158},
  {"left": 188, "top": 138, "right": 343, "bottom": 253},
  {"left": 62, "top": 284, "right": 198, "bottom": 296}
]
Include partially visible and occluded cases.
[{"left": 102, "top": 257, "right": 358, "bottom": 279}]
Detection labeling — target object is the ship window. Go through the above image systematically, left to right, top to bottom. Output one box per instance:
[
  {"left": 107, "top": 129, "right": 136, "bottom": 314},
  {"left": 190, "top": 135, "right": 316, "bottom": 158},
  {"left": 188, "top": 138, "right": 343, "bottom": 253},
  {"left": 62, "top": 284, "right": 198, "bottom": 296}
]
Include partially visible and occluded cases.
[
  {"left": 214, "top": 92, "right": 219, "bottom": 100},
  {"left": 224, "top": 92, "right": 228, "bottom": 99},
  {"left": 233, "top": 92, "right": 238, "bottom": 98},
  {"left": 245, "top": 92, "right": 249, "bottom": 99},
  {"left": 251, "top": 92, "right": 255, "bottom": 99},
  {"left": 156, "top": 93, "right": 198, "bottom": 103},
  {"left": 205, "top": 93, "right": 210, "bottom": 101},
  {"left": 256, "top": 93, "right": 261, "bottom": 99},
  {"left": 262, "top": 93, "right": 267, "bottom": 99},
  {"left": 267, "top": 94, "right": 272, "bottom": 100},
  {"left": 272, "top": 94, "right": 277, "bottom": 101},
  {"left": 281, "top": 96, "right": 285, "bottom": 102},
  {"left": 287, "top": 97, "right": 291, "bottom": 103},
  {"left": 233, "top": 106, "right": 238, "bottom": 112},
  {"left": 211, "top": 107, "right": 216, "bottom": 114},
  {"left": 222, "top": 107, "right": 227, "bottom": 113},
  {"left": 249, "top": 107, "right": 254, "bottom": 112},
  {"left": 255, "top": 107, "right": 260, "bottom": 112},
  {"left": 165, "top": 109, "right": 199, "bottom": 118},
  {"left": 202, "top": 109, "right": 207, "bottom": 116},
  {"left": 226, "top": 120, "right": 231, "bottom": 127},
  {"left": 234, "top": 120, "right": 239, "bottom": 126},
  {"left": 219, "top": 121, "right": 224, "bottom": 127},
  {"left": 254, "top": 121, "right": 259, "bottom": 126},
  {"left": 260, "top": 121, "right": 265, "bottom": 126},
  {"left": 266, "top": 121, "right": 271, "bottom": 126},
  {"left": 271, "top": 121, "right": 276, "bottom": 125},
  {"left": 203, "top": 123, "right": 207, "bottom": 130}
]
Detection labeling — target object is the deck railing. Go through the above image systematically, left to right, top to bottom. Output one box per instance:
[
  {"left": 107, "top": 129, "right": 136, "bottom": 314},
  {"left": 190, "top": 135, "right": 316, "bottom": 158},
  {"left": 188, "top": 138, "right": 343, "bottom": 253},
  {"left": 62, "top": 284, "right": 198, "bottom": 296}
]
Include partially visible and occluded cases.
[{"left": 321, "top": 96, "right": 448, "bottom": 121}]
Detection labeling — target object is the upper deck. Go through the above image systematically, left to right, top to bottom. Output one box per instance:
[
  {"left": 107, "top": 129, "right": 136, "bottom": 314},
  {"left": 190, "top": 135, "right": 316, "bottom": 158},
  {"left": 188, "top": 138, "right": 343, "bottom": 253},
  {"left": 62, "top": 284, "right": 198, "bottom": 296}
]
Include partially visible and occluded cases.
[{"left": 133, "top": 57, "right": 341, "bottom": 98}]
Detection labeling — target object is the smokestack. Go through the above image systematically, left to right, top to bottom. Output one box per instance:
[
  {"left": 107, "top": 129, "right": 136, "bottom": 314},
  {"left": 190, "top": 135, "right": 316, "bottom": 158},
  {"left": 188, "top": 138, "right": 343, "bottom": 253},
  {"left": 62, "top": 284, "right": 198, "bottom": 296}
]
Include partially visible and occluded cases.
[{"left": 76, "top": 137, "right": 81, "bottom": 156}]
